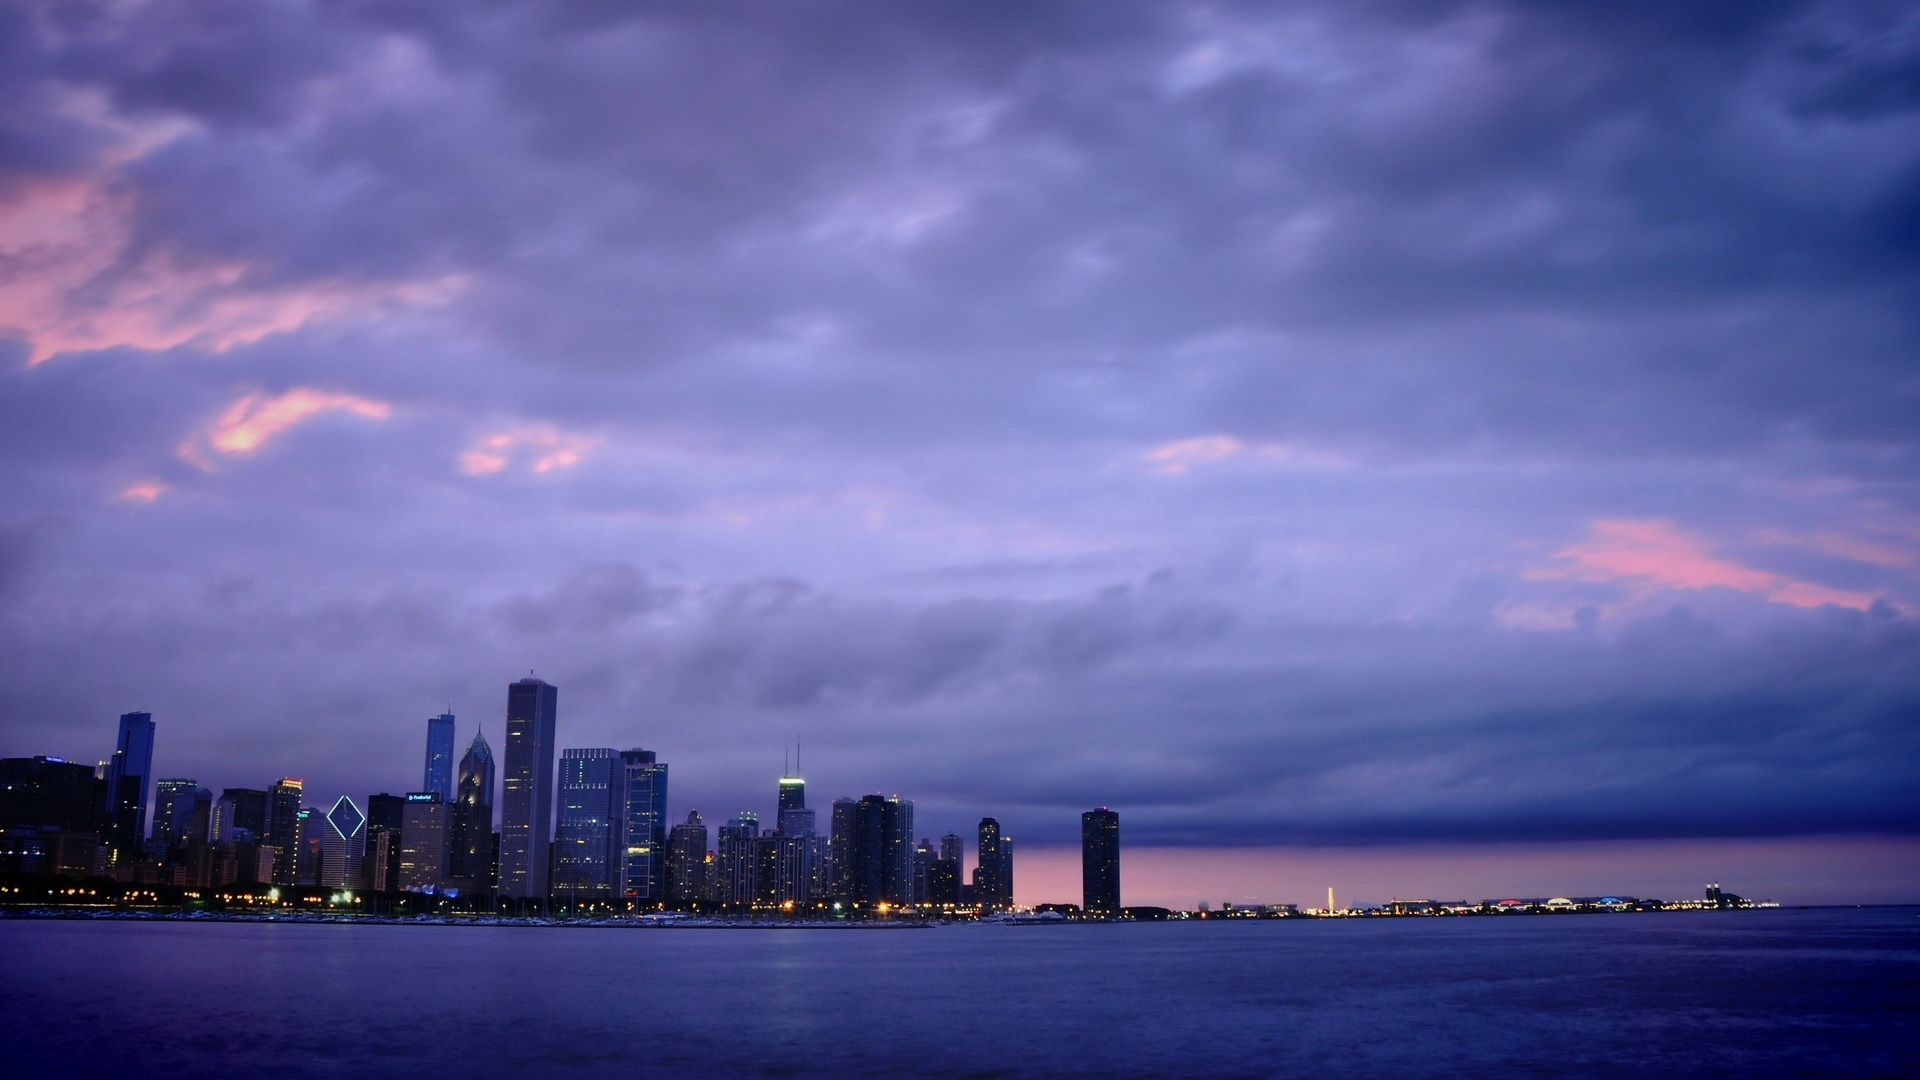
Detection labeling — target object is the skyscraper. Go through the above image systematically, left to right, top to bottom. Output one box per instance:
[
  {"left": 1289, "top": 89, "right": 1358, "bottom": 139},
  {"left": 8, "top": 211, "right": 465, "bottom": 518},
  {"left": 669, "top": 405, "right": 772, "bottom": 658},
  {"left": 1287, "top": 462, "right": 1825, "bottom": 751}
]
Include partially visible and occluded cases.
[
  {"left": 499, "top": 677, "right": 558, "bottom": 899},
  {"left": 102, "top": 711, "right": 154, "bottom": 867},
  {"left": 424, "top": 712, "right": 457, "bottom": 803},
  {"left": 448, "top": 729, "right": 495, "bottom": 894},
  {"left": 555, "top": 748, "right": 619, "bottom": 896},
  {"left": 617, "top": 749, "right": 669, "bottom": 907},
  {"left": 1, "top": 757, "right": 102, "bottom": 834},
  {"left": 151, "top": 778, "right": 209, "bottom": 849},
  {"left": 266, "top": 778, "right": 303, "bottom": 885},
  {"left": 211, "top": 788, "right": 267, "bottom": 844},
  {"left": 399, "top": 792, "right": 449, "bottom": 893},
  {"left": 365, "top": 793, "right": 406, "bottom": 891},
  {"left": 321, "top": 795, "right": 367, "bottom": 889},
  {"left": 841, "top": 795, "right": 912, "bottom": 908},
  {"left": 827, "top": 797, "right": 857, "bottom": 901},
  {"left": 1081, "top": 808, "right": 1119, "bottom": 915},
  {"left": 665, "top": 810, "right": 709, "bottom": 907},
  {"left": 717, "top": 813, "right": 760, "bottom": 906},
  {"left": 976, "top": 817, "right": 1005, "bottom": 909},
  {"left": 939, "top": 832, "right": 964, "bottom": 869}
]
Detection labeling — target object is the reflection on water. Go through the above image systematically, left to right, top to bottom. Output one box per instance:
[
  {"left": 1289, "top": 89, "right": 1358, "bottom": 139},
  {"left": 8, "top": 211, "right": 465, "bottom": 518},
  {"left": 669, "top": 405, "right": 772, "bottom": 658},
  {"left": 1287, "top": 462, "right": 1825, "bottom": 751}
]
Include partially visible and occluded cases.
[{"left": 1, "top": 907, "right": 1915, "bottom": 1079}]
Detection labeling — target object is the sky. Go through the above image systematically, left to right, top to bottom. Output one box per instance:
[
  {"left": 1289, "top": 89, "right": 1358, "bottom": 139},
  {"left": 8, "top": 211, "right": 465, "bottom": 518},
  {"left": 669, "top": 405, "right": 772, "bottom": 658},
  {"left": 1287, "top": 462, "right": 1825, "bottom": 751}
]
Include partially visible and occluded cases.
[{"left": 2, "top": 0, "right": 1917, "bottom": 908}]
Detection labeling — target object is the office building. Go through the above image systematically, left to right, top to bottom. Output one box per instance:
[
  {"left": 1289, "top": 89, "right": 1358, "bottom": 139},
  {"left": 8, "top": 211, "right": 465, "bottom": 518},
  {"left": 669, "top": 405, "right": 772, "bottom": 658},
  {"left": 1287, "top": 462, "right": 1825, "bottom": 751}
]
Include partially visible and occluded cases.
[
  {"left": 499, "top": 677, "right": 558, "bottom": 899},
  {"left": 102, "top": 711, "right": 155, "bottom": 867},
  {"left": 424, "top": 711, "right": 457, "bottom": 803},
  {"left": 448, "top": 729, "right": 494, "bottom": 893},
  {"left": 555, "top": 748, "right": 620, "bottom": 896},
  {"left": 617, "top": 749, "right": 669, "bottom": 906},
  {"left": 0, "top": 756, "right": 100, "bottom": 834},
  {"left": 151, "top": 778, "right": 209, "bottom": 848},
  {"left": 266, "top": 778, "right": 303, "bottom": 884},
  {"left": 211, "top": 788, "right": 268, "bottom": 844},
  {"left": 399, "top": 792, "right": 450, "bottom": 893},
  {"left": 365, "top": 793, "right": 406, "bottom": 891},
  {"left": 320, "top": 795, "right": 367, "bottom": 889},
  {"left": 838, "top": 795, "right": 912, "bottom": 908},
  {"left": 827, "top": 797, "right": 857, "bottom": 901},
  {"left": 296, "top": 806, "right": 324, "bottom": 884},
  {"left": 1082, "top": 807, "right": 1120, "bottom": 915},
  {"left": 665, "top": 810, "right": 709, "bottom": 906},
  {"left": 717, "top": 813, "right": 759, "bottom": 906},
  {"left": 976, "top": 817, "right": 1006, "bottom": 909},
  {"left": 939, "top": 832, "right": 963, "bottom": 869},
  {"left": 754, "top": 833, "right": 810, "bottom": 906},
  {"left": 911, "top": 838, "right": 936, "bottom": 904},
  {"left": 927, "top": 858, "right": 960, "bottom": 904}
]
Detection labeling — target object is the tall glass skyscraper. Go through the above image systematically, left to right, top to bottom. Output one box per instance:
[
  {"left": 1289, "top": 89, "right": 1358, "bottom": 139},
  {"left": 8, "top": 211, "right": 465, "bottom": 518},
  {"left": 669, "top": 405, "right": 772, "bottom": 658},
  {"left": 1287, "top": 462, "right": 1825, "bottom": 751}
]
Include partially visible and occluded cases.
[
  {"left": 499, "top": 677, "right": 558, "bottom": 899},
  {"left": 102, "top": 711, "right": 154, "bottom": 866},
  {"left": 424, "top": 712, "right": 457, "bottom": 803},
  {"left": 448, "top": 730, "right": 495, "bottom": 894},
  {"left": 554, "top": 748, "right": 619, "bottom": 896},
  {"left": 617, "top": 749, "right": 668, "bottom": 907},
  {"left": 1081, "top": 807, "right": 1120, "bottom": 915}
]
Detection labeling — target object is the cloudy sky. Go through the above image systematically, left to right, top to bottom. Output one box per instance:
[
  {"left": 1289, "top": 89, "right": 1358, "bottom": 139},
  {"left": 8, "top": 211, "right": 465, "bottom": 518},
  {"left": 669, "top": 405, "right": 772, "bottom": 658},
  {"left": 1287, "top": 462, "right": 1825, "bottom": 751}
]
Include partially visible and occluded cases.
[{"left": 3, "top": 0, "right": 1916, "bottom": 905}]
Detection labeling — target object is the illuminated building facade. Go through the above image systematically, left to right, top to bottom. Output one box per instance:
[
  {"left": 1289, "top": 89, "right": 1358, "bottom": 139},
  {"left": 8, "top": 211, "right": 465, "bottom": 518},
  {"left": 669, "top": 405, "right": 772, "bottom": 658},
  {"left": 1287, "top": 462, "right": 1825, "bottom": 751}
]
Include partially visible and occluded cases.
[
  {"left": 555, "top": 748, "right": 619, "bottom": 896},
  {"left": 617, "top": 749, "right": 669, "bottom": 906},
  {"left": 266, "top": 778, "right": 303, "bottom": 884},
  {"left": 399, "top": 792, "right": 449, "bottom": 892},
  {"left": 320, "top": 795, "right": 367, "bottom": 889},
  {"left": 665, "top": 810, "right": 708, "bottom": 905},
  {"left": 976, "top": 817, "right": 1006, "bottom": 909}
]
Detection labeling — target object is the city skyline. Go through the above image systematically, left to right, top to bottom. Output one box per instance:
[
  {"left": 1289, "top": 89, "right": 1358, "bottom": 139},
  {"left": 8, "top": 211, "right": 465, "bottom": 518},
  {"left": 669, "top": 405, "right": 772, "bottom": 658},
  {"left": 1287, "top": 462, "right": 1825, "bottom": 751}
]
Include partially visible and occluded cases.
[{"left": 1, "top": 0, "right": 1916, "bottom": 911}]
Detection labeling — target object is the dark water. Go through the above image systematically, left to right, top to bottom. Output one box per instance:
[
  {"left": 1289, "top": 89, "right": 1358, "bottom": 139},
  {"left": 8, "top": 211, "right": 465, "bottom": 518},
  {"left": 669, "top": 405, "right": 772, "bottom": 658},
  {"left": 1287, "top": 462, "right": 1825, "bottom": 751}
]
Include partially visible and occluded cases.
[{"left": 2, "top": 907, "right": 1915, "bottom": 1079}]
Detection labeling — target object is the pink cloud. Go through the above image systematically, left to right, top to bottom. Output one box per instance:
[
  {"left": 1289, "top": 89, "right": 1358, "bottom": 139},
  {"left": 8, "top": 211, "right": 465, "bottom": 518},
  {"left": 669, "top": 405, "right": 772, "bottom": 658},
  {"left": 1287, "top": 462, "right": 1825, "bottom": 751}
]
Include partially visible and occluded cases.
[
  {"left": 0, "top": 158, "right": 460, "bottom": 366},
  {"left": 179, "top": 388, "right": 391, "bottom": 468},
  {"left": 459, "top": 425, "right": 597, "bottom": 476},
  {"left": 1142, "top": 434, "right": 1342, "bottom": 475},
  {"left": 118, "top": 480, "right": 168, "bottom": 503},
  {"left": 1533, "top": 519, "right": 1879, "bottom": 610},
  {"left": 1753, "top": 528, "right": 1917, "bottom": 570}
]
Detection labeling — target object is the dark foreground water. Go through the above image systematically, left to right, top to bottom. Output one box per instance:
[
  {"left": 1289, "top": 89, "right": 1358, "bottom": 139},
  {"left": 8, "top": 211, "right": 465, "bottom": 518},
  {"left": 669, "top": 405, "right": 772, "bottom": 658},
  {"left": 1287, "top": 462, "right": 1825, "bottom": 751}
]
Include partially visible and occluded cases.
[{"left": 2, "top": 907, "right": 1915, "bottom": 1079}]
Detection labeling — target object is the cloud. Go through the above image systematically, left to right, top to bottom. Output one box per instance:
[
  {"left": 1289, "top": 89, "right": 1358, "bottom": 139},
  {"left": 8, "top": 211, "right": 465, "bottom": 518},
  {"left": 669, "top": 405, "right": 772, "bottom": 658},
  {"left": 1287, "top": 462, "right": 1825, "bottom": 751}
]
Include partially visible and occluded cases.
[
  {"left": 177, "top": 387, "right": 390, "bottom": 468},
  {"left": 459, "top": 425, "right": 598, "bottom": 476},
  {"left": 118, "top": 480, "right": 167, "bottom": 503},
  {"left": 1535, "top": 519, "right": 1881, "bottom": 610}
]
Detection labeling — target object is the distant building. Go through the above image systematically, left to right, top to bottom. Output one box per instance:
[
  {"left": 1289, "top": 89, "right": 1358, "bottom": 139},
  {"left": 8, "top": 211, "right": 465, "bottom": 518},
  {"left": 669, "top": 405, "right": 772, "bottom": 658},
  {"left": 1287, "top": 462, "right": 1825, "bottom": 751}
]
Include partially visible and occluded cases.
[
  {"left": 499, "top": 677, "right": 558, "bottom": 899},
  {"left": 102, "top": 712, "right": 155, "bottom": 867},
  {"left": 424, "top": 712, "right": 457, "bottom": 803},
  {"left": 448, "top": 730, "right": 495, "bottom": 894},
  {"left": 554, "top": 748, "right": 620, "bottom": 897},
  {"left": 617, "top": 749, "right": 669, "bottom": 907},
  {"left": 0, "top": 756, "right": 100, "bottom": 834},
  {"left": 151, "top": 778, "right": 209, "bottom": 849},
  {"left": 266, "top": 779, "right": 303, "bottom": 885},
  {"left": 211, "top": 788, "right": 267, "bottom": 844},
  {"left": 365, "top": 793, "right": 406, "bottom": 891},
  {"left": 399, "top": 793, "right": 449, "bottom": 893},
  {"left": 320, "top": 795, "right": 367, "bottom": 889},
  {"left": 839, "top": 795, "right": 913, "bottom": 908},
  {"left": 827, "top": 798, "right": 857, "bottom": 901},
  {"left": 296, "top": 806, "right": 324, "bottom": 884},
  {"left": 1081, "top": 808, "right": 1120, "bottom": 915},
  {"left": 664, "top": 810, "right": 709, "bottom": 905},
  {"left": 717, "top": 813, "right": 760, "bottom": 905},
  {"left": 976, "top": 817, "right": 1006, "bottom": 909},
  {"left": 939, "top": 832, "right": 964, "bottom": 870},
  {"left": 754, "top": 833, "right": 810, "bottom": 906},
  {"left": 911, "top": 838, "right": 937, "bottom": 904},
  {"left": 926, "top": 858, "right": 960, "bottom": 904}
]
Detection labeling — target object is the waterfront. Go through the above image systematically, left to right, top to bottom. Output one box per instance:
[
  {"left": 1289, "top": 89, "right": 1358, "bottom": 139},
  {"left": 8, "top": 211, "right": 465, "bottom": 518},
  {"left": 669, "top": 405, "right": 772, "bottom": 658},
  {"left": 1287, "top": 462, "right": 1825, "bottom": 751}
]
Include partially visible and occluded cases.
[{"left": 2, "top": 906, "right": 1913, "bottom": 1079}]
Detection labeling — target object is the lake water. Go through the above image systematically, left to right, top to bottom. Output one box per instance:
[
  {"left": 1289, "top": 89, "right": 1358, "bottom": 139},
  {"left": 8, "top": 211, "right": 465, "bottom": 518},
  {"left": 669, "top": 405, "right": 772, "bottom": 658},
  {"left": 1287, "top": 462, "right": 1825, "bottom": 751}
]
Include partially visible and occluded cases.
[{"left": 2, "top": 907, "right": 1914, "bottom": 1079}]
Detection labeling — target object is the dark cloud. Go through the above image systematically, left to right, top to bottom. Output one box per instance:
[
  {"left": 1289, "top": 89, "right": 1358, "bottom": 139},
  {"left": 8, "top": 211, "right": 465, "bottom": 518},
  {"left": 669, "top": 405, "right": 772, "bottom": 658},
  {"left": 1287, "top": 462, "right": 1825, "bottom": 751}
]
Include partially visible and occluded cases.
[{"left": 0, "top": 0, "right": 1915, "bottom": 859}]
